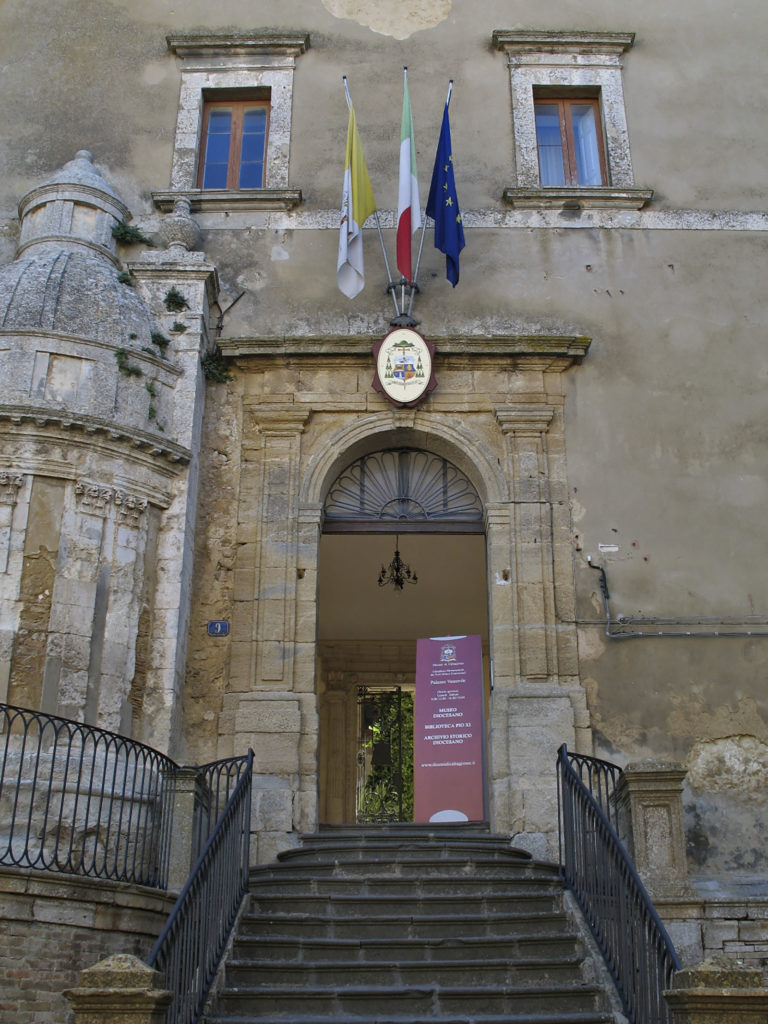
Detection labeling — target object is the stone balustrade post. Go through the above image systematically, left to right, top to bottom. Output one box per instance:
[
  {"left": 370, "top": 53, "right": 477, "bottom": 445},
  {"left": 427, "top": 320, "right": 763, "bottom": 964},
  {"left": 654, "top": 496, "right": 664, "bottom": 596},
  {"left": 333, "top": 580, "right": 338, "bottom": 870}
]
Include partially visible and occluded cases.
[
  {"left": 616, "top": 758, "right": 697, "bottom": 899},
  {"left": 167, "top": 765, "right": 208, "bottom": 891},
  {"left": 64, "top": 953, "right": 171, "bottom": 1024},
  {"left": 664, "top": 956, "right": 768, "bottom": 1024}
]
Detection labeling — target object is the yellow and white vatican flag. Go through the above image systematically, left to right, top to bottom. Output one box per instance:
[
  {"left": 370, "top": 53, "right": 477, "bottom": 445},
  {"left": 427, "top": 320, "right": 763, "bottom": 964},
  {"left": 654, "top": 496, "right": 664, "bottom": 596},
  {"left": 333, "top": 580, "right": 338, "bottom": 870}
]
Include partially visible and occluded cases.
[{"left": 337, "top": 102, "right": 377, "bottom": 299}]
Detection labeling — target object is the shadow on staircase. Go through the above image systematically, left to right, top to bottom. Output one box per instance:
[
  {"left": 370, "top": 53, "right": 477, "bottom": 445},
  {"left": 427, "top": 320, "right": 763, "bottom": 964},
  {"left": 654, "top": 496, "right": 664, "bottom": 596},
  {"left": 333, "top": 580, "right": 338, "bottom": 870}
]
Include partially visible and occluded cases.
[{"left": 204, "top": 825, "right": 624, "bottom": 1024}]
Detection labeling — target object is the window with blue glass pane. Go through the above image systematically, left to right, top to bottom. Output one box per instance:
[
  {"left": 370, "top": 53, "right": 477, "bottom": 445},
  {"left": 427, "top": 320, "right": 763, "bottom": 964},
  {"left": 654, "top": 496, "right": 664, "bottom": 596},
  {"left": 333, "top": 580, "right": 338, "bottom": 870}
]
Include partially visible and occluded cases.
[
  {"left": 534, "top": 96, "right": 606, "bottom": 187},
  {"left": 198, "top": 97, "right": 270, "bottom": 190},
  {"left": 535, "top": 105, "right": 567, "bottom": 187},
  {"left": 239, "top": 107, "right": 268, "bottom": 188},
  {"left": 202, "top": 109, "right": 233, "bottom": 189}
]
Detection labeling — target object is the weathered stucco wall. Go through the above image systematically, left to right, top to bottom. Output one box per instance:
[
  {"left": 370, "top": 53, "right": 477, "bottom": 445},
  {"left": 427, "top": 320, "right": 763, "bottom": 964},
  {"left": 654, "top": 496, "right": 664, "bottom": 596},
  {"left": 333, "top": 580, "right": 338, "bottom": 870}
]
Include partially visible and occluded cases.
[{"left": 1, "top": 0, "right": 767, "bottom": 877}]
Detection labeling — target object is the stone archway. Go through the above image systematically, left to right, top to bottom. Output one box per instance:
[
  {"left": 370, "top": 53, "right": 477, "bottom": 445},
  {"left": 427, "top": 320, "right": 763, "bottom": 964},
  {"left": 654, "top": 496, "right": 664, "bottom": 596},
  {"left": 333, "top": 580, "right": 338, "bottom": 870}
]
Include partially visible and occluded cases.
[
  {"left": 224, "top": 381, "right": 592, "bottom": 861},
  {"left": 315, "top": 447, "right": 489, "bottom": 824}
]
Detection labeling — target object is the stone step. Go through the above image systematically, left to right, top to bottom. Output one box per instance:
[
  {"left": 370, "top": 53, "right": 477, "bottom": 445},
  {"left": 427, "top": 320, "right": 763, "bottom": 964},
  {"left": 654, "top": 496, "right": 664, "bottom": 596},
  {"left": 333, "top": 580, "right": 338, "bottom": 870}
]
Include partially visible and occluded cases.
[
  {"left": 205, "top": 829, "right": 619, "bottom": 1024},
  {"left": 277, "top": 835, "right": 537, "bottom": 868},
  {"left": 250, "top": 866, "right": 563, "bottom": 890},
  {"left": 247, "top": 891, "right": 562, "bottom": 918},
  {"left": 240, "top": 910, "right": 574, "bottom": 941},
  {"left": 230, "top": 932, "right": 584, "bottom": 964},
  {"left": 225, "top": 955, "right": 588, "bottom": 988},
  {"left": 214, "top": 982, "right": 606, "bottom": 1018},
  {"left": 207, "top": 1014, "right": 616, "bottom": 1024}
]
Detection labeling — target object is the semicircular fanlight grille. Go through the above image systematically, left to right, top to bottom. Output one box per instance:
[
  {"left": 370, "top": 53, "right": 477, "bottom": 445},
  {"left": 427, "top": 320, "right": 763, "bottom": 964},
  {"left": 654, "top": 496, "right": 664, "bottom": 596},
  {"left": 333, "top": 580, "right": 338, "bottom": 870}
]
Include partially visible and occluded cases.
[{"left": 323, "top": 449, "right": 483, "bottom": 523}]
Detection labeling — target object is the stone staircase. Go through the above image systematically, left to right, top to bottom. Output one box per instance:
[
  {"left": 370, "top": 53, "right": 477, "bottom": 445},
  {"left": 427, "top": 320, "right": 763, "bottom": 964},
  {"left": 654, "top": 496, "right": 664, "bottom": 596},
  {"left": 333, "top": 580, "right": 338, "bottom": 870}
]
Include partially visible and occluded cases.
[{"left": 205, "top": 826, "right": 621, "bottom": 1024}]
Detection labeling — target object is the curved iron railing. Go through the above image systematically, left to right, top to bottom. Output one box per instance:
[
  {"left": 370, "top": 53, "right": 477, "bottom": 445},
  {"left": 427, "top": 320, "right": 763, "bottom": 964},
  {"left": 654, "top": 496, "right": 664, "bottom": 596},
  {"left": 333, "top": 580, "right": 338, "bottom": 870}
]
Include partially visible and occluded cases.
[
  {"left": 0, "top": 702, "right": 177, "bottom": 887},
  {"left": 557, "top": 744, "right": 681, "bottom": 1024},
  {"left": 560, "top": 746, "right": 622, "bottom": 834},
  {"left": 148, "top": 749, "right": 253, "bottom": 1024},
  {"left": 194, "top": 754, "right": 252, "bottom": 850}
]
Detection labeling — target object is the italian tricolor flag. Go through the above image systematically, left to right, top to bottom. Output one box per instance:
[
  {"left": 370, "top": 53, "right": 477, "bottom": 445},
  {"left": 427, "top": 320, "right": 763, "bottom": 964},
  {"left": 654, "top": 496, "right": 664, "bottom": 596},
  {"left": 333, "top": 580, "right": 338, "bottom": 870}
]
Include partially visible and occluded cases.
[{"left": 396, "top": 70, "right": 421, "bottom": 283}]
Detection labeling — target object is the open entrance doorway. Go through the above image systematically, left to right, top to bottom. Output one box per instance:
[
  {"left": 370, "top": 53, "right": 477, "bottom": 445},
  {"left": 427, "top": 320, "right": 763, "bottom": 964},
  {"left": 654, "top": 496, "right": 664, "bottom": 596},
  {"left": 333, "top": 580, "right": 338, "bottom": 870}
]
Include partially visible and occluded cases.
[{"left": 316, "top": 449, "right": 489, "bottom": 825}]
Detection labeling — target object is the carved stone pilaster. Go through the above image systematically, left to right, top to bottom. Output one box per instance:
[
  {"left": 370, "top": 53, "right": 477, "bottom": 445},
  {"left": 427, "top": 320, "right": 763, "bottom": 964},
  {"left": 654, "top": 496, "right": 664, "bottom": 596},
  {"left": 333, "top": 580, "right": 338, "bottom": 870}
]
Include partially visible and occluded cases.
[{"left": 494, "top": 405, "right": 557, "bottom": 680}]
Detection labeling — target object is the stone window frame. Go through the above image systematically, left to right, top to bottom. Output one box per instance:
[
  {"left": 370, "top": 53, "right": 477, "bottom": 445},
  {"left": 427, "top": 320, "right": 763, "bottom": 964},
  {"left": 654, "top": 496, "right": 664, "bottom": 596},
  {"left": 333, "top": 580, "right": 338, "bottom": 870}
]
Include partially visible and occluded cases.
[
  {"left": 492, "top": 30, "right": 653, "bottom": 211},
  {"left": 152, "top": 33, "right": 310, "bottom": 215}
]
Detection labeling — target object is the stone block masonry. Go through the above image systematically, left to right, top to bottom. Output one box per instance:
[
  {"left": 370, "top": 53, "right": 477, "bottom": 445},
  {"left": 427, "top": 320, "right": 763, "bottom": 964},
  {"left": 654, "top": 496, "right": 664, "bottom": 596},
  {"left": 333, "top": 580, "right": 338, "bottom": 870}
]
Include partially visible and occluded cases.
[{"left": 0, "top": 867, "right": 174, "bottom": 1024}]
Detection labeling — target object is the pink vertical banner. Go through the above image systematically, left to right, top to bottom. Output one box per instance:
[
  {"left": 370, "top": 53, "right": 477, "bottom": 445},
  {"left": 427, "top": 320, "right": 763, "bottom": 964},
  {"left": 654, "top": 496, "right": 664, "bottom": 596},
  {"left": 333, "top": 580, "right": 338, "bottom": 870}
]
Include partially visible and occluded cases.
[{"left": 414, "top": 634, "right": 486, "bottom": 823}]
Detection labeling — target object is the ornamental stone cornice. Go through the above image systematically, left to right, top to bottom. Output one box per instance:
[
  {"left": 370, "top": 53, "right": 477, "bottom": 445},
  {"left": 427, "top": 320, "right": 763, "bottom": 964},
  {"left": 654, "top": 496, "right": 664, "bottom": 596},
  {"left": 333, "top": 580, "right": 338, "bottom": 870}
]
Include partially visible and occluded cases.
[
  {"left": 492, "top": 30, "right": 635, "bottom": 58},
  {"left": 166, "top": 32, "right": 310, "bottom": 63},
  {"left": 503, "top": 187, "right": 654, "bottom": 211},
  {"left": 152, "top": 189, "right": 302, "bottom": 214},
  {"left": 14, "top": 234, "right": 123, "bottom": 268},
  {"left": 221, "top": 334, "right": 591, "bottom": 366},
  {"left": 0, "top": 406, "right": 191, "bottom": 466}
]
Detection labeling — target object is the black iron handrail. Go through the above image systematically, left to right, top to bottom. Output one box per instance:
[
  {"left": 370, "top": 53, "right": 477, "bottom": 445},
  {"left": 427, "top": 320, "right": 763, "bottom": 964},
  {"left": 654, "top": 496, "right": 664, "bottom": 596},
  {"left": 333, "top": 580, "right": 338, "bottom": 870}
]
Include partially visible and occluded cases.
[
  {"left": 0, "top": 702, "right": 177, "bottom": 887},
  {"left": 557, "top": 744, "right": 681, "bottom": 1024},
  {"left": 560, "top": 746, "right": 622, "bottom": 834},
  {"left": 148, "top": 749, "right": 253, "bottom": 1024},
  {"left": 194, "top": 755, "right": 252, "bottom": 851}
]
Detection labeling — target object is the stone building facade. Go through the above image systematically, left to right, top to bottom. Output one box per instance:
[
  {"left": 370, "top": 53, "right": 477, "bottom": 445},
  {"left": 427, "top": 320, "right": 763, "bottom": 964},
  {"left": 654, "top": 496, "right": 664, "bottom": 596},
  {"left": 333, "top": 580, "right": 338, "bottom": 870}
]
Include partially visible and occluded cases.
[{"left": 1, "top": 0, "right": 768, "bottom": 978}]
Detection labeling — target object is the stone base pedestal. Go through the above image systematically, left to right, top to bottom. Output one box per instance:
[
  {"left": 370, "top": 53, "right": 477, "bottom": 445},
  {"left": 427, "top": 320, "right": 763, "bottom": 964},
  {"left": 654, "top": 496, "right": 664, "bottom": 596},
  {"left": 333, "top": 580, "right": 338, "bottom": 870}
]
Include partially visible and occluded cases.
[
  {"left": 64, "top": 954, "right": 171, "bottom": 1024},
  {"left": 665, "top": 956, "right": 768, "bottom": 1024}
]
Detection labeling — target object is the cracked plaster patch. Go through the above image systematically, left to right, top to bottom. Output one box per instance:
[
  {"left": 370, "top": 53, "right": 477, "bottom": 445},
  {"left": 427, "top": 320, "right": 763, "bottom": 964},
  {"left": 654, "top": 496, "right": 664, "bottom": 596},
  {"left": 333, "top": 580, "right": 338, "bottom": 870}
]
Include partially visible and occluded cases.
[
  {"left": 320, "top": 0, "right": 451, "bottom": 39},
  {"left": 667, "top": 694, "right": 768, "bottom": 744},
  {"left": 686, "top": 735, "right": 768, "bottom": 800}
]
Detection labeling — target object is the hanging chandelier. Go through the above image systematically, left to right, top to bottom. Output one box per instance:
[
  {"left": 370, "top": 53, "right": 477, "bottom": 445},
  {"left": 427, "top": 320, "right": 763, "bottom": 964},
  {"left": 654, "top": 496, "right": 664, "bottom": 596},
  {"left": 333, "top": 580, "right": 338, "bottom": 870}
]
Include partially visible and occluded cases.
[{"left": 377, "top": 536, "right": 418, "bottom": 591}]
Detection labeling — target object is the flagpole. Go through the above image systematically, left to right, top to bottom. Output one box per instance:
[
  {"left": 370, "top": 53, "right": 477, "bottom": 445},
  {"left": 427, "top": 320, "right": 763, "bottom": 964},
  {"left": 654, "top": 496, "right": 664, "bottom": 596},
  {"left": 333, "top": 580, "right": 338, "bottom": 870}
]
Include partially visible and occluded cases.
[
  {"left": 400, "top": 67, "right": 409, "bottom": 316},
  {"left": 342, "top": 76, "right": 401, "bottom": 318},
  {"left": 409, "top": 80, "right": 454, "bottom": 317}
]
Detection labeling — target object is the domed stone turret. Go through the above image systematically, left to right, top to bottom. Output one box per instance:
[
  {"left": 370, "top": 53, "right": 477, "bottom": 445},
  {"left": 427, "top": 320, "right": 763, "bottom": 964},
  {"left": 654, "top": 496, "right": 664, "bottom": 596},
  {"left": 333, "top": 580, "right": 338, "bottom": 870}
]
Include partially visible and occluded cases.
[
  {"left": 0, "top": 149, "right": 217, "bottom": 752},
  {"left": 17, "top": 149, "right": 126, "bottom": 259},
  {"left": 0, "top": 151, "right": 156, "bottom": 349}
]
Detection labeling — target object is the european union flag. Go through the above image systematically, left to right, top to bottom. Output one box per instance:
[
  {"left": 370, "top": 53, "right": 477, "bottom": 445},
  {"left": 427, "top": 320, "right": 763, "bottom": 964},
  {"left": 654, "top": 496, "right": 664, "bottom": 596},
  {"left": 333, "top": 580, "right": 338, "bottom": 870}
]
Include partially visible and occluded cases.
[{"left": 425, "top": 101, "right": 465, "bottom": 287}]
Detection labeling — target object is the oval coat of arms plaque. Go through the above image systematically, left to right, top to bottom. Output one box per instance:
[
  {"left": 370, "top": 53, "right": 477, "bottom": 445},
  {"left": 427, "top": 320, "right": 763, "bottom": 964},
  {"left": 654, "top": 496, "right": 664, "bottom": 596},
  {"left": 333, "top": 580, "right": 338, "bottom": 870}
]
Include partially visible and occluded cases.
[{"left": 372, "top": 327, "right": 437, "bottom": 407}]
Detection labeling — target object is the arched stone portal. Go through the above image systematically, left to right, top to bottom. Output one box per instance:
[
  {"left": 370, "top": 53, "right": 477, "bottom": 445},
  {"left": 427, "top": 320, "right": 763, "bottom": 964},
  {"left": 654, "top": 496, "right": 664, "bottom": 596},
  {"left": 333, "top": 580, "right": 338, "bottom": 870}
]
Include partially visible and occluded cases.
[{"left": 214, "top": 338, "right": 592, "bottom": 863}]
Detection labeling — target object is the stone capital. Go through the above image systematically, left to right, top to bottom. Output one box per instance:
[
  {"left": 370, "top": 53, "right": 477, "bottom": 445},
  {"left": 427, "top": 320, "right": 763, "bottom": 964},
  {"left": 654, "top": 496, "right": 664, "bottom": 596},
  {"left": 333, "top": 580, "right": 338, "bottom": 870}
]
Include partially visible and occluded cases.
[
  {"left": 494, "top": 404, "right": 555, "bottom": 436},
  {"left": 253, "top": 407, "right": 312, "bottom": 436},
  {"left": 0, "top": 471, "right": 24, "bottom": 505},
  {"left": 75, "top": 480, "right": 114, "bottom": 516}
]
